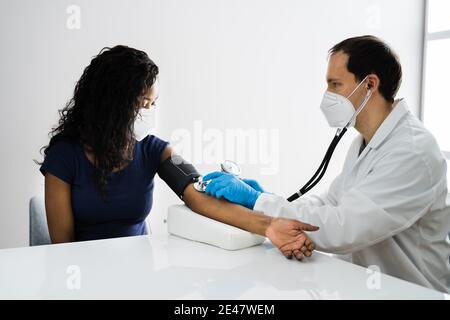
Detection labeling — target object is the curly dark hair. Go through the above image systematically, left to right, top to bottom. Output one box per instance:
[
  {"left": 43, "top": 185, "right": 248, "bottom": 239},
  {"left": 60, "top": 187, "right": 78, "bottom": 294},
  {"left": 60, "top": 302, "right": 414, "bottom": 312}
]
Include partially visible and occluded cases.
[{"left": 37, "top": 45, "right": 159, "bottom": 198}]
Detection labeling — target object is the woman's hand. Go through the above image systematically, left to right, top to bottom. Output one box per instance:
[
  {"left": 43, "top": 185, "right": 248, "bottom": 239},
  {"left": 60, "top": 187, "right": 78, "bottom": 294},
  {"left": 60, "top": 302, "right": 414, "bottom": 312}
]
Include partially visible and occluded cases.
[{"left": 265, "top": 217, "right": 318, "bottom": 261}]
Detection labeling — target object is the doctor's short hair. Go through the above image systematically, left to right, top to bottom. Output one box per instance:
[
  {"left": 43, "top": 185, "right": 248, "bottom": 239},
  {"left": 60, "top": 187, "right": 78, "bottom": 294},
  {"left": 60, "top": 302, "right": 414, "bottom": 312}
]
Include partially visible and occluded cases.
[{"left": 329, "top": 35, "right": 402, "bottom": 103}]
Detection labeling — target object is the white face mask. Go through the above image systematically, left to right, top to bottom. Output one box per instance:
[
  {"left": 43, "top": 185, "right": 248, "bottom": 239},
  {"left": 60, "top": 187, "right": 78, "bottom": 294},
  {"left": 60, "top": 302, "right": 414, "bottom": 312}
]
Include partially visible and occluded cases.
[
  {"left": 320, "top": 76, "right": 372, "bottom": 128},
  {"left": 134, "top": 107, "right": 157, "bottom": 141}
]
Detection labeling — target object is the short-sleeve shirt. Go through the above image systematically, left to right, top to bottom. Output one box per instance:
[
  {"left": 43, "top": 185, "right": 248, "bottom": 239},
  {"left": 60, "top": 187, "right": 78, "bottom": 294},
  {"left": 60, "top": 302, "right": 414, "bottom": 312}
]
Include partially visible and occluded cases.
[{"left": 39, "top": 135, "right": 169, "bottom": 242}]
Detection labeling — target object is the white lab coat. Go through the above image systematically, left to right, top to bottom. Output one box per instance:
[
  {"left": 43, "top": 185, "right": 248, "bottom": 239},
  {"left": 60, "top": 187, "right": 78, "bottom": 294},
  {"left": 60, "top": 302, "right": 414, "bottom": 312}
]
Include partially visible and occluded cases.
[{"left": 254, "top": 99, "right": 450, "bottom": 293}]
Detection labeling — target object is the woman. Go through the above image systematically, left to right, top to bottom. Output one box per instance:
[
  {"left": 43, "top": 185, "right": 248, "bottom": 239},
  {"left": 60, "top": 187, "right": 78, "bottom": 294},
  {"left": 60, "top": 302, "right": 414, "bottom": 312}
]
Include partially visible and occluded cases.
[{"left": 38, "top": 45, "right": 317, "bottom": 261}]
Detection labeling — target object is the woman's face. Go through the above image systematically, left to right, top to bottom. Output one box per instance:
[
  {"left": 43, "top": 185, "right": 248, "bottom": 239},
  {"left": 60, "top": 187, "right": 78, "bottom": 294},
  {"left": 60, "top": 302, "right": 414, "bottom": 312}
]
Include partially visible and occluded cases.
[{"left": 139, "top": 80, "right": 159, "bottom": 109}]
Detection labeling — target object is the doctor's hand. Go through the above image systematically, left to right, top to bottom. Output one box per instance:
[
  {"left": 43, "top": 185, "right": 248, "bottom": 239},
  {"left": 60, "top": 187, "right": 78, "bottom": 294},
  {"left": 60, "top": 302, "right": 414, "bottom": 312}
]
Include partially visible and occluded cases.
[
  {"left": 203, "top": 171, "right": 262, "bottom": 209},
  {"left": 242, "top": 178, "right": 265, "bottom": 192},
  {"left": 265, "top": 217, "right": 318, "bottom": 261}
]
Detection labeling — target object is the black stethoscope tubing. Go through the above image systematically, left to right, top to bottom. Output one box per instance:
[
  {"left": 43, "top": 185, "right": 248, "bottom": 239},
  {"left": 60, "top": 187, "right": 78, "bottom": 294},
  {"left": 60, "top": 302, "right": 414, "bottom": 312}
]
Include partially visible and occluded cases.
[{"left": 287, "top": 127, "right": 348, "bottom": 202}]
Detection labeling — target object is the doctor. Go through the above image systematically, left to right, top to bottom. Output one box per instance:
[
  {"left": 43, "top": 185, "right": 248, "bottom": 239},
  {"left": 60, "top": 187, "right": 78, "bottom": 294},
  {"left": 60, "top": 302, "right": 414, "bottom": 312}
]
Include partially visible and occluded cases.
[{"left": 203, "top": 35, "right": 450, "bottom": 293}]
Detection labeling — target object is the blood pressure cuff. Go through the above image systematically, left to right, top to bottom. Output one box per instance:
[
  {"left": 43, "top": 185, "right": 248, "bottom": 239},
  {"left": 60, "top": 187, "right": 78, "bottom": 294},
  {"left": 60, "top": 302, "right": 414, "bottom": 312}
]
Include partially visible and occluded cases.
[{"left": 158, "top": 155, "right": 201, "bottom": 199}]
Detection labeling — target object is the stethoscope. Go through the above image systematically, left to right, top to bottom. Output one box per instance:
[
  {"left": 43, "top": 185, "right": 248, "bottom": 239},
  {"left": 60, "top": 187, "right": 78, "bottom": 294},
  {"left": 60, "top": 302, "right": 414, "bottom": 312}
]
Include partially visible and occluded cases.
[
  {"left": 194, "top": 87, "right": 371, "bottom": 201},
  {"left": 288, "top": 88, "right": 372, "bottom": 201},
  {"left": 194, "top": 160, "right": 242, "bottom": 192}
]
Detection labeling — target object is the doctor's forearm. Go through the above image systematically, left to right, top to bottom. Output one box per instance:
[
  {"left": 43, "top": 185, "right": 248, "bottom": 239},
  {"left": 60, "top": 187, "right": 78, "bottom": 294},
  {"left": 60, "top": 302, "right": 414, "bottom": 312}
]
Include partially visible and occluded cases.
[{"left": 182, "top": 184, "right": 272, "bottom": 236}]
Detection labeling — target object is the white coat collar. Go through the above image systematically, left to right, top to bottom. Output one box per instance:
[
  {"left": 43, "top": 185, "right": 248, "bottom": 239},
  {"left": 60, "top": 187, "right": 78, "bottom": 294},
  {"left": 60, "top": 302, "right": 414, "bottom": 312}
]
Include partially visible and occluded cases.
[{"left": 365, "top": 98, "right": 409, "bottom": 150}]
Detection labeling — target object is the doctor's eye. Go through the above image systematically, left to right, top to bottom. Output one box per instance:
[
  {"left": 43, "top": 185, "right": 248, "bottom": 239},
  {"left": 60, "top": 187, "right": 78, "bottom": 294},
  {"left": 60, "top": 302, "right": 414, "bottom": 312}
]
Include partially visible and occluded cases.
[{"left": 332, "top": 82, "right": 341, "bottom": 88}]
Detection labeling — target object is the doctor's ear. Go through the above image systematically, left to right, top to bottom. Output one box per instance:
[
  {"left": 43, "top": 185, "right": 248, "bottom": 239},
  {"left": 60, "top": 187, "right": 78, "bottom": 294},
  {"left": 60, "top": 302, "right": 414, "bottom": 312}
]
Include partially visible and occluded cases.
[{"left": 366, "top": 74, "right": 380, "bottom": 92}]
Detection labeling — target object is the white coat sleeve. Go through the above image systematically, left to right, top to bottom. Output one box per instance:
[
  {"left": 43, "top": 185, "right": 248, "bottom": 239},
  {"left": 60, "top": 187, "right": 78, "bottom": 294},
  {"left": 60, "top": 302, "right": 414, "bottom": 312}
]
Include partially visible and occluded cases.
[{"left": 254, "top": 150, "right": 439, "bottom": 255}]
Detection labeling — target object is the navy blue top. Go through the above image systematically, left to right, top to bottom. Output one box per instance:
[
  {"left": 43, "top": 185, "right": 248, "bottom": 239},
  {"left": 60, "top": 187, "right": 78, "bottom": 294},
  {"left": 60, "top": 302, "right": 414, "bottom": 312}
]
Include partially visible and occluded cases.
[{"left": 40, "top": 135, "right": 169, "bottom": 242}]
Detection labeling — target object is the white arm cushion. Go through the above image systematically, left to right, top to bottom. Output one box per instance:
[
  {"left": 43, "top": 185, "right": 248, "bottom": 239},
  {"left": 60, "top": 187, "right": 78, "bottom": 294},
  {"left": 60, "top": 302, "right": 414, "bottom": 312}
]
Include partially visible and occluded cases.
[{"left": 167, "top": 205, "right": 266, "bottom": 251}]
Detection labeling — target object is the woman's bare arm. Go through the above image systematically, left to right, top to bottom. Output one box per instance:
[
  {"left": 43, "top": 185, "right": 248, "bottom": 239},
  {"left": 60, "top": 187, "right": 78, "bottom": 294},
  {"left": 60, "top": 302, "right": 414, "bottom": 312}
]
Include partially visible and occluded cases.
[
  {"left": 159, "top": 146, "right": 318, "bottom": 259},
  {"left": 44, "top": 173, "right": 75, "bottom": 243},
  {"left": 183, "top": 183, "right": 272, "bottom": 236}
]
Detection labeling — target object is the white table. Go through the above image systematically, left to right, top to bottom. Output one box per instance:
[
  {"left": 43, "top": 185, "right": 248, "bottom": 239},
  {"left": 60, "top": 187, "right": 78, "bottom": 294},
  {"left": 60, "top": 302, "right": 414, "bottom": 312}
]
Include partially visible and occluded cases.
[{"left": 0, "top": 234, "right": 445, "bottom": 299}]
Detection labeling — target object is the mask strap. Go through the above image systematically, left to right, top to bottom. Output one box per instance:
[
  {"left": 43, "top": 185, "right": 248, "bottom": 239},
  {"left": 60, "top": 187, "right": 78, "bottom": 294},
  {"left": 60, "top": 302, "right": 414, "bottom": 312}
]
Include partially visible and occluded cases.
[
  {"left": 346, "top": 75, "right": 369, "bottom": 99},
  {"left": 345, "top": 88, "right": 372, "bottom": 128}
]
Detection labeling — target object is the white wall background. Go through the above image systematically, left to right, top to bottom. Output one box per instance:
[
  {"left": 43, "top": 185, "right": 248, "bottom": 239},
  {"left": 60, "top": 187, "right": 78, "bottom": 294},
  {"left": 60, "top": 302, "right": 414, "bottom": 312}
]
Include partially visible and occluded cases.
[{"left": 0, "top": 0, "right": 425, "bottom": 249}]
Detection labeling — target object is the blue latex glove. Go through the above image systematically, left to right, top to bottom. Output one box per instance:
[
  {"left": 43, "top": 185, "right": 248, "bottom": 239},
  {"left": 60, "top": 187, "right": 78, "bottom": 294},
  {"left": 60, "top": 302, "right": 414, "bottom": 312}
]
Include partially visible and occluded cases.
[
  {"left": 202, "top": 171, "right": 261, "bottom": 209},
  {"left": 242, "top": 178, "right": 265, "bottom": 193}
]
